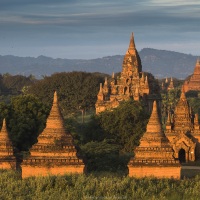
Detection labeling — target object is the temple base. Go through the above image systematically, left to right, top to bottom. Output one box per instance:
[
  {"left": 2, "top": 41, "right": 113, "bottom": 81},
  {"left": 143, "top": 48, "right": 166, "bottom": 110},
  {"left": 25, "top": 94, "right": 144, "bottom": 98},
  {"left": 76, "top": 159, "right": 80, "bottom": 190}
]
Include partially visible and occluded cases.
[
  {"left": 21, "top": 164, "right": 85, "bottom": 178},
  {"left": 128, "top": 165, "right": 181, "bottom": 179}
]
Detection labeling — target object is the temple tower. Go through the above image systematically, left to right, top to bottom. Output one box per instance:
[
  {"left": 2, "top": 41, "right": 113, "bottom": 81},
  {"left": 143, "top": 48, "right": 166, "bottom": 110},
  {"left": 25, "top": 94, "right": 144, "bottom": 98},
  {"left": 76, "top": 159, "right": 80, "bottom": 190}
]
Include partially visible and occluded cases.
[
  {"left": 95, "top": 33, "right": 150, "bottom": 114},
  {"left": 184, "top": 58, "right": 200, "bottom": 92},
  {"left": 165, "top": 88, "right": 197, "bottom": 162},
  {"left": 21, "top": 92, "right": 85, "bottom": 178},
  {"left": 128, "top": 101, "right": 180, "bottom": 178},
  {"left": 0, "top": 119, "right": 16, "bottom": 170}
]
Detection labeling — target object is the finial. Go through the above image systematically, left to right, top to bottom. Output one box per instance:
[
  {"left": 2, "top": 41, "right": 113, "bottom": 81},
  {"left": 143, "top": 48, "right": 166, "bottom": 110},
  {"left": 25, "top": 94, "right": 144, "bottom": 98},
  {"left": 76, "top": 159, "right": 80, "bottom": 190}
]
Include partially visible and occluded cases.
[
  {"left": 129, "top": 32, "right": 135, "bottom": 49},
  {"left": 197, "top": 57, "right": 200, "bottom": 65},
  {"left": 112, "top": 72, "right": 115, "bottom": 79},
  {"left": 104, "top": 77, "right": 108, "bottom": 85},
  {"left": 100, "top": 83, "right": 103, "bottom": 93},
  {"left": 180, "top": 86, "right": 186, "bottom": 100},
  {"left": 53, "top": 91, "right": 58, "bottom": 103},
  {"left": 1, "top": 118, "right": 7, "bottom": 132}
]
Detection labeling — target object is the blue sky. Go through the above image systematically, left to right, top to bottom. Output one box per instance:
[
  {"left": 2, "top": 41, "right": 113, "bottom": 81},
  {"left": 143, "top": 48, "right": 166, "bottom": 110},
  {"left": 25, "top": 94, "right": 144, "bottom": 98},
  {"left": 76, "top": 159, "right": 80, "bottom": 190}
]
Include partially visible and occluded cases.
[{"left": 0, "top": 0, "right": 200, "bottom": 59}]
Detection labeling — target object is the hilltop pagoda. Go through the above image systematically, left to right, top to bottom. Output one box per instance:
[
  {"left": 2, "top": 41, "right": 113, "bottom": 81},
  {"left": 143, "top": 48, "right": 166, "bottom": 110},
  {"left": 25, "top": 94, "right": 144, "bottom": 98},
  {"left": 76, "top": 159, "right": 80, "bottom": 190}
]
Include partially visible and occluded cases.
[
  {"left": 95, "top": 33, "right": 150, "bottom": 114},
  {"left": 184, "top": 58, "right": 200, "bottom": 92},
  {"left": 21, "top": 92, "right": 85, "bottom": 178},
  {"left": 128, "top": 101, "right": 180, "bottom": 179},
  {"left": 0, "top": 119, "right": 16, "bottom": 170}
]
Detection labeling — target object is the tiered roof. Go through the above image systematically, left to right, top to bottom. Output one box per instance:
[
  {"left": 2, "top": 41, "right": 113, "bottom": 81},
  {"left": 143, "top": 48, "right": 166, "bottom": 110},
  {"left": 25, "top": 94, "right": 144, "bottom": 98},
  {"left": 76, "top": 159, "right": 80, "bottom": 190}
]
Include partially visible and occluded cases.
[
  {"left": 22, "top": 92, "right": 85, "bottom": 177},
  {"left": 129, "top": 101, "right": 178, "bottom": 165},
  {"left": 0, "top": 119, "right": 16, "bottom": 169}
]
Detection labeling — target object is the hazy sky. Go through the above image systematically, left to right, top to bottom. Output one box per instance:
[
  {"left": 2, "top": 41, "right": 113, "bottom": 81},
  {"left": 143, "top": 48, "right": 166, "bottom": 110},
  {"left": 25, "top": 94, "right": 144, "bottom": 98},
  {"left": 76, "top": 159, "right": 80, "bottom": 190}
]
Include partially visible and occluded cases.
[{"left": 0, "top": 0, "right": 200, "bottom": 59}]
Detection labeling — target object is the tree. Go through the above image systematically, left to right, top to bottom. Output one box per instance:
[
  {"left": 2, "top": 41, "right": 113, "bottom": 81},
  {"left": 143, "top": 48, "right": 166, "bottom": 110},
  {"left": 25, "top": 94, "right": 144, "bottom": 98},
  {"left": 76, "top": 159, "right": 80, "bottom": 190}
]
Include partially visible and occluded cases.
[
  {"left": 28, "top": 72, "right": 105, "bottom": 117},
  {"left": 6, "top": 95, "right": 49, "bottom": 151},
  {"left": 97, "top": 100, "right": 149, "bottom": 153}
]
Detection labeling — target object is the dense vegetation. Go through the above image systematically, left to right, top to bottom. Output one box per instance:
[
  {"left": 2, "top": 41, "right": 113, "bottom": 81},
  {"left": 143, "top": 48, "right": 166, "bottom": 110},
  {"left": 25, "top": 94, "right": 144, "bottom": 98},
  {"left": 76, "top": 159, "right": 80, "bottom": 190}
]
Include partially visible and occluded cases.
[
  {"left": 27, "top": 71, "right": 105, "bottom": 117},
  {"left": 1, "top": 170, "right": 200, "bottom": 200}
]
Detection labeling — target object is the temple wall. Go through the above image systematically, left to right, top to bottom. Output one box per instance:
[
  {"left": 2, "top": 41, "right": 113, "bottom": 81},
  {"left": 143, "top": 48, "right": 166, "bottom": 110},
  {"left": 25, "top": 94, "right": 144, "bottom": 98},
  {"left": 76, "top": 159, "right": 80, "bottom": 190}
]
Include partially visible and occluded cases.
[
  {"left": 0, "top": 161, "right": 16, "bottom": 170},
  {"left": 22, "top": 164, "right": 85, "bottom": 178},
  {"left": 128, "top": 165, "right": 181, "bottom": 179}
]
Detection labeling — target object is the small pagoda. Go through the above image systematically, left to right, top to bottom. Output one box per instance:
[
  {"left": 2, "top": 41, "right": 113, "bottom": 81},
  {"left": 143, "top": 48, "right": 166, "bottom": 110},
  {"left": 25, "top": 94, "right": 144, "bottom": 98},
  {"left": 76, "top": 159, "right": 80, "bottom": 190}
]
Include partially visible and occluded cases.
[
  {"left": 184, "top": 58, "right": 200, "bottom": 92},
  {"left": 21, "top": 92, "right": 85, "bottom": 178},
  {"left": 128, "top": 101, "right": 180, "bottom": 178},
  {"left": 0, "top": 119, "right": 16, "bottom": 170}
]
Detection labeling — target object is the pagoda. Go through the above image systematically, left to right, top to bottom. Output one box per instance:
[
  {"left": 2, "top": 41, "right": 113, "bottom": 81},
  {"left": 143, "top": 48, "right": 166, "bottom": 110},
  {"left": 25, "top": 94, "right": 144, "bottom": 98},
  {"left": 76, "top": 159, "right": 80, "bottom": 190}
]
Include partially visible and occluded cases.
[
  {"left": 95, "top": 33, "right": 150, "bottom": 114},
  {"left": 184, "top": 58, "right": 200, "bottom": 92},
  {"left": 167, "top": 77, "right": 175, "bottom": 90},
  {"left": 165, "top": 88, "right": 197, "bottom": 162},
  {"left": 21, "top": 92, "right": 85, "bottom": 178},
  {"left": 128, "top": 101, "right": 180, "bottom": 178},
  {"left": 0, "top": 119, "right": 16, "bottom": 170}
]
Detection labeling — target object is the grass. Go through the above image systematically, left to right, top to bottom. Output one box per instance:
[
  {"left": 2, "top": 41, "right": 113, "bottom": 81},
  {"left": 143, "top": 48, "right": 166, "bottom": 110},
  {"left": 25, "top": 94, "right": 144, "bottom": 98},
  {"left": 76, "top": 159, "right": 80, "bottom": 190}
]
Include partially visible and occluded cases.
[{"left": 1, "top": 170, "right": 200, "bottom": 200}]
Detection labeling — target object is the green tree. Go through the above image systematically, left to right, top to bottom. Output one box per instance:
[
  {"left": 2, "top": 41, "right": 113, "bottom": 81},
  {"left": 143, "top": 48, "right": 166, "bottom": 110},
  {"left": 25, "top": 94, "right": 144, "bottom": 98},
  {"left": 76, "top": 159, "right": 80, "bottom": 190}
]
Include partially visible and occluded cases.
[
  {"left": 28, "top": 72, "right": 105, "bottom": 117},
  {"left": 6, "top": 95, "right": 49, "bottom": 151},
  {"left": 97, "top": 100, "right": 149, "bottom": 152}
]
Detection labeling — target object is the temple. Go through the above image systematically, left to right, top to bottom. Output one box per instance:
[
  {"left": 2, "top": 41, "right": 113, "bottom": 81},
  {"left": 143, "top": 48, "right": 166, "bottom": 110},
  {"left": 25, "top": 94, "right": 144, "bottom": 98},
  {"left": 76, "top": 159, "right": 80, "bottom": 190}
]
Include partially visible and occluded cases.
[
  {"left": 95, "top": 33, "right": 150, "bottom": 114},
  {"left": 184, "top": 58, "right": 200, "bottom": 92},
  {"left": 161, "top": 77, "right": 175, "bottom": 91},
  {"left": 129, "top": 85, "right": 200, "bottom": 178},
  {"left": 165, "top": 88, "right": 199, "bottom": 162},
  {"left": 21, "top": 92, "right": 85, "bottom": 178},
  {"left": 128, "top": 101, "right": 180, "bottom": 178},
  {"left": 0, "top": 119, "right": 16, "bottom": 170}
]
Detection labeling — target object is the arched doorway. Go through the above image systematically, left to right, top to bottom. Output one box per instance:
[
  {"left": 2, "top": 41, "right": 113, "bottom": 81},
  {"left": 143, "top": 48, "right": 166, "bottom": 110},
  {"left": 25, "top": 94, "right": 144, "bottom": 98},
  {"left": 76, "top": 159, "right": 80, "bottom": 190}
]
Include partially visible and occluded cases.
[{"left": 178, "top": 148, "right": 186, "bottom": 163}]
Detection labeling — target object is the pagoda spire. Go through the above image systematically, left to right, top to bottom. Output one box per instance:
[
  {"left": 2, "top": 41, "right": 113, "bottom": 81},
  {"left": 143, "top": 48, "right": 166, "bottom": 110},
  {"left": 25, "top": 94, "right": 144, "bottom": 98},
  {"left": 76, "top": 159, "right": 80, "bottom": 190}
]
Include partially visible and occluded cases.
[
  {"left": 129, "top": 32, "right": 136, "bottom": 50},
  {"left": 180, "top": 86, "right": 187, "bottom": 100},
  {"left": 146, "top": 101, "right": 162, "bottom": 133},
  {"left": 0, "top": 118, "right": 9, "bottom": 140}
]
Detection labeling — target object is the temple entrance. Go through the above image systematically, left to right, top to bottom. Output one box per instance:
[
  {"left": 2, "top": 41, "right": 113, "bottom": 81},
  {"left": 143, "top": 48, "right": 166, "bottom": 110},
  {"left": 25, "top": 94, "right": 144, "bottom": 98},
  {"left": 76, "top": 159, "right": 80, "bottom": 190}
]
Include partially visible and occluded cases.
[{"left": 178, "top": 149, "right": 186, "bottom": 163}]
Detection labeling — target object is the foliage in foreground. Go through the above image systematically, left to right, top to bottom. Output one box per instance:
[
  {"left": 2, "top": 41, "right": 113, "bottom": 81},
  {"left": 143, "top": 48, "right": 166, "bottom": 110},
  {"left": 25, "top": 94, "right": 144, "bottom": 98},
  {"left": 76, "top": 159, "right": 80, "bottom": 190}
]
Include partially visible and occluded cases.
[{"left": 0, "top": 170, "right": 200, "bottom": 200}]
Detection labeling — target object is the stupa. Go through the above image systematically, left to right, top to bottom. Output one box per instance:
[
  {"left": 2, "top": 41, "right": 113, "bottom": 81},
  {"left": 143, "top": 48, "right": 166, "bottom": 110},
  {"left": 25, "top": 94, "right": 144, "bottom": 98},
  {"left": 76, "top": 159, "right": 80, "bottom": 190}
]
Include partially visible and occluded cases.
[
  {"left": 95, "top": 33, "right": 150, "bottom": 114},
  {"left": 184, "top": 58, "right": 200, "bottom": 92},
  {"left": 21, "top": 92, "right": 85, "bottom": 178},
  {"left": 128, "top": 101, "right": 180, "bottom": 178},
  {"left": 0, "top": 119, "right": 16, "bottom": 170}
]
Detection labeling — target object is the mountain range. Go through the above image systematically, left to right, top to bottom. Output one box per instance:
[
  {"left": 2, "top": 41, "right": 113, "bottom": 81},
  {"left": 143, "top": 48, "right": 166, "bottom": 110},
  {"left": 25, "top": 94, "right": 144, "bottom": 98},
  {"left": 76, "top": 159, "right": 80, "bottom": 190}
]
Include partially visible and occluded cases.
[{"left": 0, "top": 48, "right": 198, "bottom": 79}]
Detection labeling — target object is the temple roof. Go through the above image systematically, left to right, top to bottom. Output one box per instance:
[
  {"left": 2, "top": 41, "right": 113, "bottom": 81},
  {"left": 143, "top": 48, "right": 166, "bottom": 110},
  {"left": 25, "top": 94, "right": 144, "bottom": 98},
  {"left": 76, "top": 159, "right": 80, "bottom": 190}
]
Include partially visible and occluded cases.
[
  {"left": 32, "top": 91, "right": 73, "bottom": 147},
  {"left": 146, "top": 101, "right": 162, "bottom": 134},
  {"left": 0, "top": 118, "right": 14, "bottom": 156}
]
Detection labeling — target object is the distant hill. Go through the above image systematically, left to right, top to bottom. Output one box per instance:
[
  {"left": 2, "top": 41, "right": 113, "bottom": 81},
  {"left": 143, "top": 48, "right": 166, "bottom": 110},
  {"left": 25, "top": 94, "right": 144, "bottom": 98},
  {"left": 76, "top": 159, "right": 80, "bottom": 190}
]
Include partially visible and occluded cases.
[{"left": 0, "top": 48, "right": 198, "bottom": 79}]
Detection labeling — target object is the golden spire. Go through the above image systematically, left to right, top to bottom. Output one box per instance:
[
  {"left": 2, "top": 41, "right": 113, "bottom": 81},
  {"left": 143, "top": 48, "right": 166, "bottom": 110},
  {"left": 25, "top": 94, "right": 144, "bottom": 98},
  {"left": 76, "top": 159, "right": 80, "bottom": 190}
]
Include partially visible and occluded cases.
[
  {"left": 129, "top": 32, "right": 136, "bottom": 49},
  {"left": 112, "top": 72, "right": 115, "bottom": 79},
  {"left": 145, "top": 76, "right": 149, "bottom": 88},
  {"left": 104, "top": 77, "right": 108, "bottom": 85},
  {"left": 180, "top": 86, "right": 187, "bottom": 100},
  {"left": 53, "top": 91, "right": 58, "bottom": 103},
  {"left": 146, "top": 101, "right": 162, "bottom": 133},
  {"left": 0, "top": 118, "right": 9, "bottom": 141}
]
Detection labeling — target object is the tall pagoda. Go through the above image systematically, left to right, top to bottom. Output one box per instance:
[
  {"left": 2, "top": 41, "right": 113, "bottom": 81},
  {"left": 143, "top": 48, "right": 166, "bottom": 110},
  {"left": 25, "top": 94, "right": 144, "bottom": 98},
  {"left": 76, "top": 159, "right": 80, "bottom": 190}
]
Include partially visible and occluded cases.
[
  {"left": 95, "top": 33, "right": 150, "bottom": 114},
  {"left": 184, "top": 58, "right": 200, "bottom": 92},
  {"left": 21, "top": 92, "right": 85, "bottom": 178},
  {"left": 128, "top": 101, "right": 180, "bottom": 178},
  {"left": 0, "top": 119, "right": 16, "bottom": 170}
]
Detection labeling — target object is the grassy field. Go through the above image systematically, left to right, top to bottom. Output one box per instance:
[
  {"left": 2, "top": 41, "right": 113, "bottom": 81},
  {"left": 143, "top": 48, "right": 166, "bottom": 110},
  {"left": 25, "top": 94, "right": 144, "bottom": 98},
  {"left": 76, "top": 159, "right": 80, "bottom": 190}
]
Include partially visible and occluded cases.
[{"left": 1, "top": 170, "right": 200, "bottom": 200}]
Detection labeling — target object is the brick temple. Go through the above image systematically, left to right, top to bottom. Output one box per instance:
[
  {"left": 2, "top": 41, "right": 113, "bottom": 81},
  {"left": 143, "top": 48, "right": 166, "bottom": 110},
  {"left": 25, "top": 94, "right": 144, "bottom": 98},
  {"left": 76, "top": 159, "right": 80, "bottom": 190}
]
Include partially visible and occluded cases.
[
  {"left": 95, "top": 33, "right": 150, "bottom": 114},
  {"left": 184, "top": 58, "right": 200, "bottom": 92},
  {"left": 129, "top": 87, "right": 200, "bottom": 178},
  {"left": 165, "top": 88, "right": 200, "bottom": 162},
  {"left": 21, "top": 92, "right": 85, "bottom": 178},
  {"left": 128, "top": 101, "right": 180, "bottom": 179},
  {"left": 0, "top": 119, "right": 16, "bottom": 170}
]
